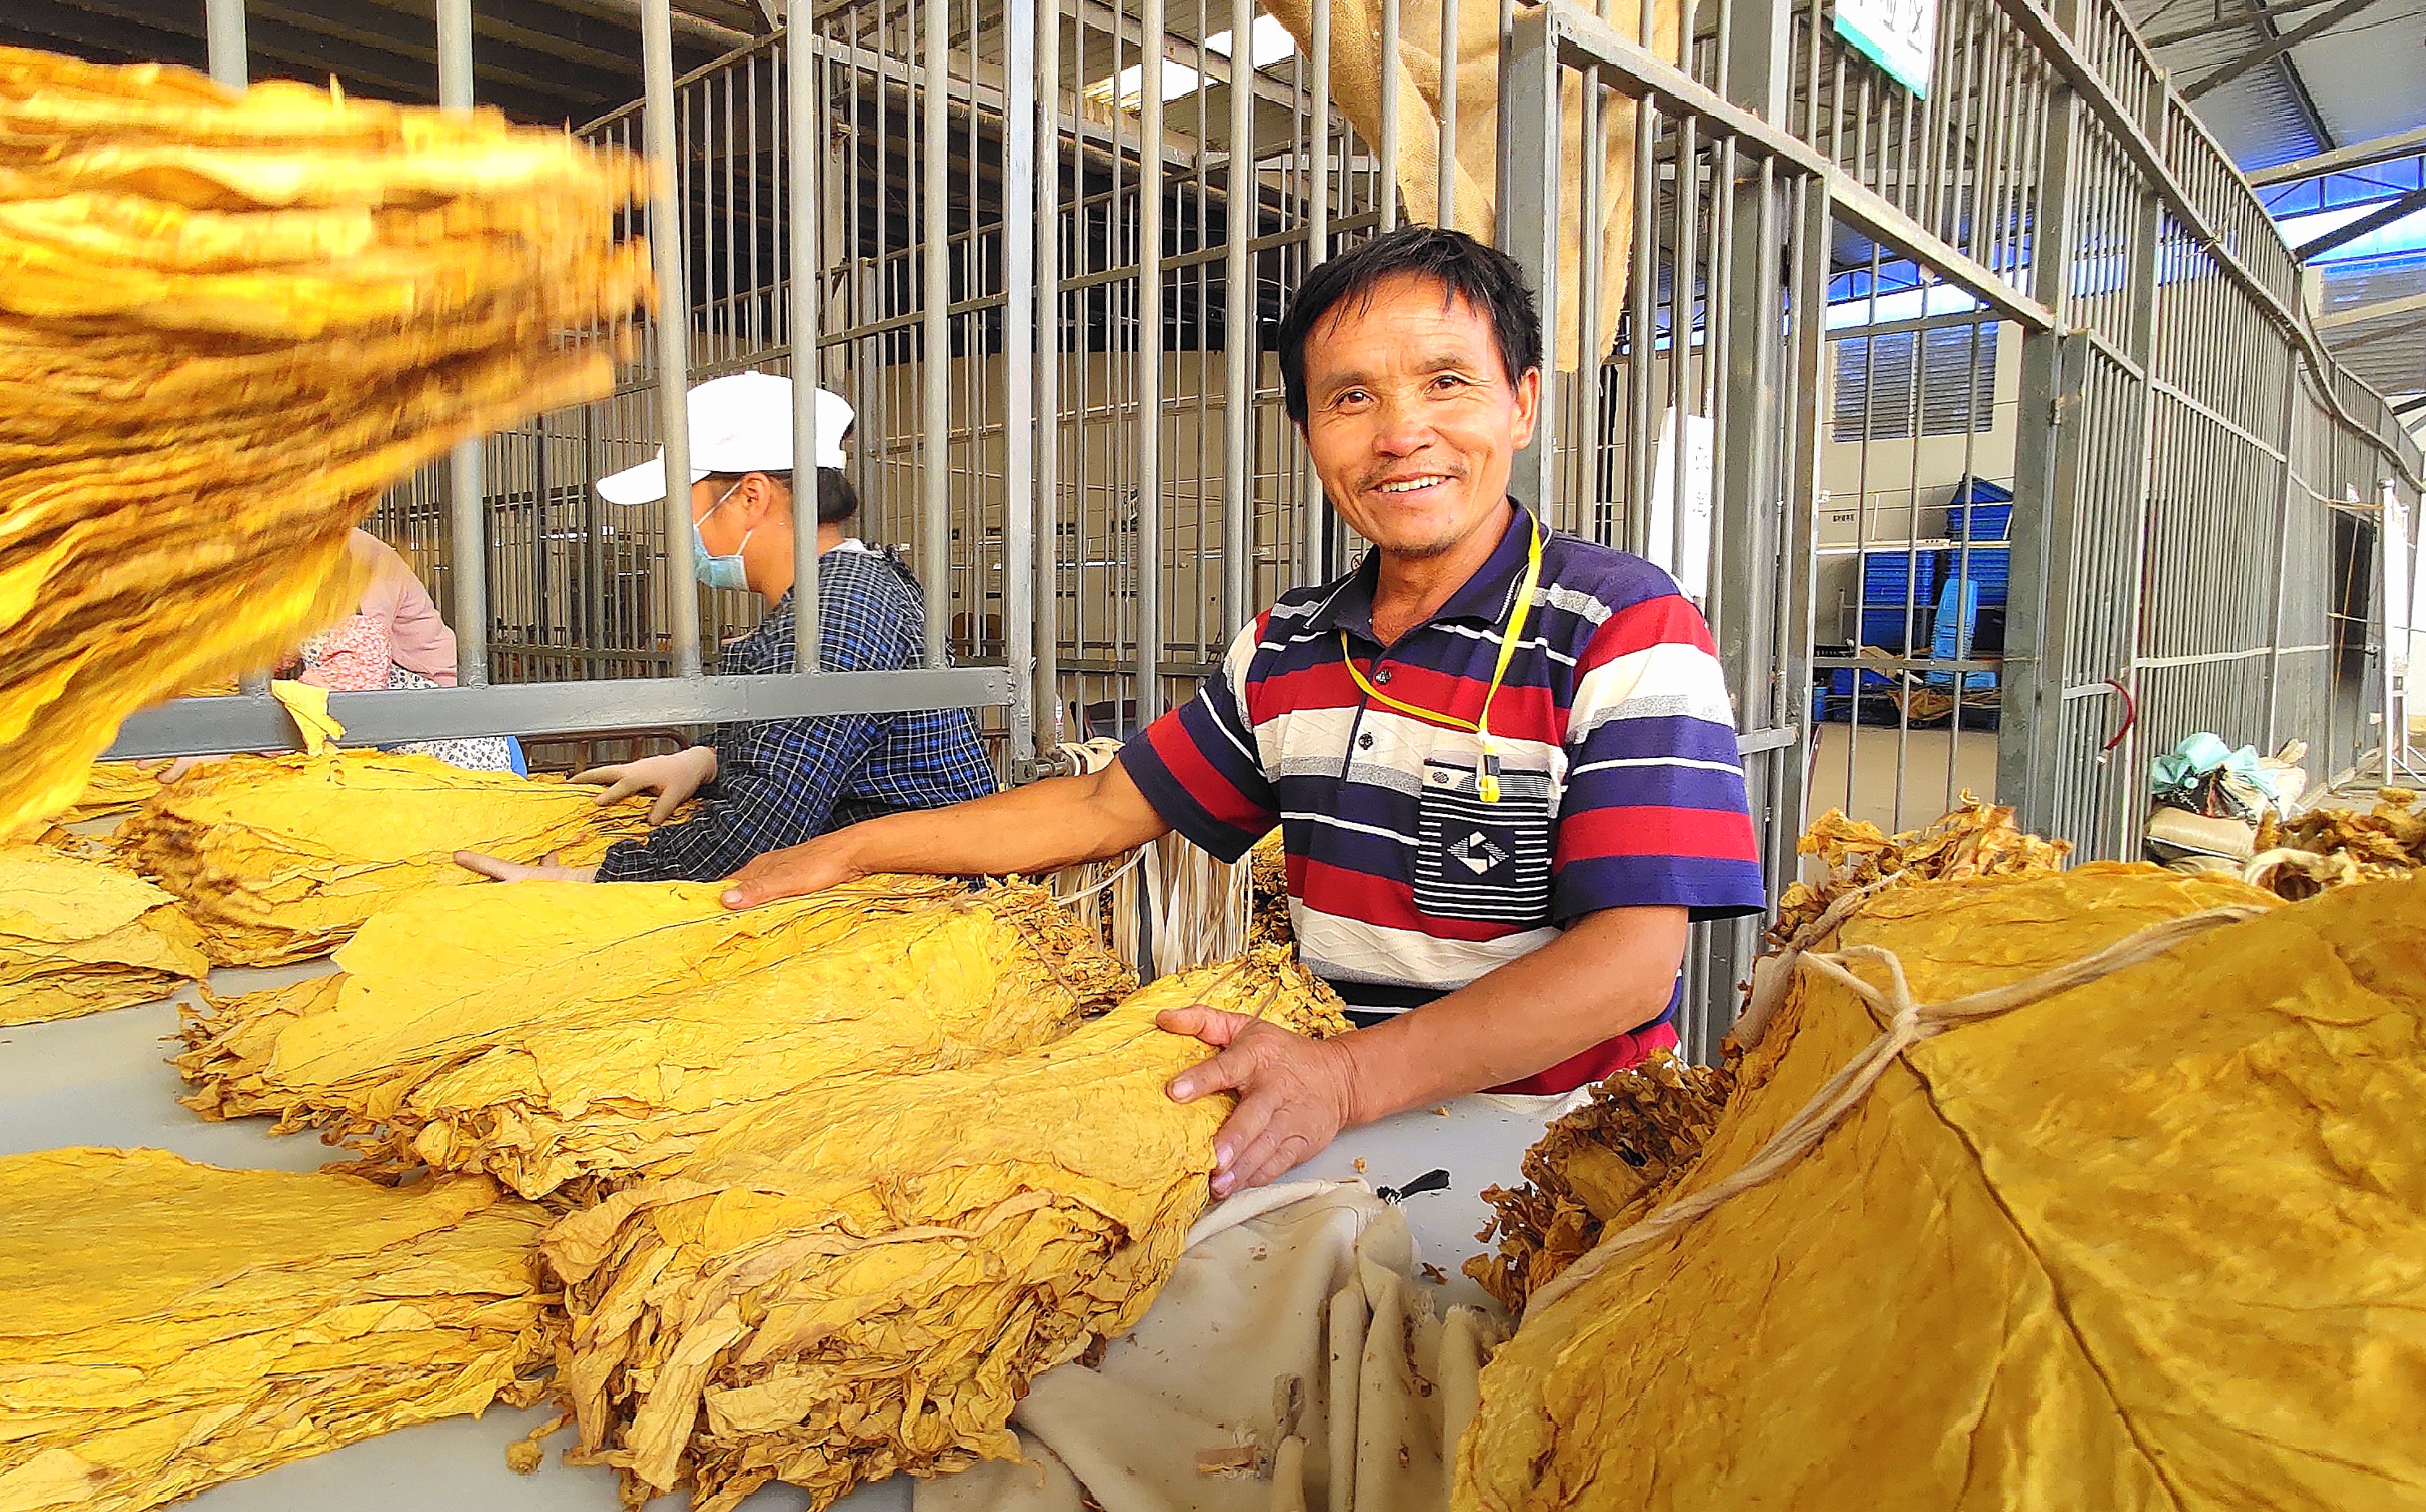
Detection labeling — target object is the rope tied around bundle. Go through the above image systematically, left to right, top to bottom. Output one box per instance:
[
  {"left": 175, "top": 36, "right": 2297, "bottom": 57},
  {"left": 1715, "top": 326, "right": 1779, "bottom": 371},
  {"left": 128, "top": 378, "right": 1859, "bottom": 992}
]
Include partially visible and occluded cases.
[{"left": 1519, "top": 902, "right": 2273, "bottom": 1319}]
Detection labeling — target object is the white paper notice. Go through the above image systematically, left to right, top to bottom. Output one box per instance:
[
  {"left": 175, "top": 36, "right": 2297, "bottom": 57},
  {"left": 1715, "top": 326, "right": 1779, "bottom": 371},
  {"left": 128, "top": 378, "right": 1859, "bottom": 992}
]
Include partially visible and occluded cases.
[{"left": 1648, "top": 407, "right": 1714, "bottom": 605}]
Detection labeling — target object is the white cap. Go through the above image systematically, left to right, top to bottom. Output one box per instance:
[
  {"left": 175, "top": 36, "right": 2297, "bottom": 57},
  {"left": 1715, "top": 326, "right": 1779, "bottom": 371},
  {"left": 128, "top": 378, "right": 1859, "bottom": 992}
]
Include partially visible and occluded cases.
[{"left": 595, "top": 371, "right": 854, "bottom": 504}]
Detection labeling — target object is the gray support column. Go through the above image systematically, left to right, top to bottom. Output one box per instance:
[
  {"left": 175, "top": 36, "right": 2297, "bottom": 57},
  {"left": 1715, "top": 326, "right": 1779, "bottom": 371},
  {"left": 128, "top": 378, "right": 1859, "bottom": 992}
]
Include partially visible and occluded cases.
[
  {"left": 206, "top": 0, "right": 246, "bottom": 88},
  {"left": 439, "top": 0, "right": 489, "bottom": 688},
  {"left": 641, "top": 0, "right": 702, "bottom": 678},
  {"left": 921, "top": 0, "right": 952, "bottom": 667},
  {"left": 1002, "top": 0, "right": 1038, "bottom": 757},
  {"left": 1034, "top": 0, "right": 1063, "bottom": 759},
  {"left": 1138, "top": 0, "right": 1167, "bottom": 722},
  {"left": 1222, "top": 0, "right": 1257, "bottom": 636},
  {"left": 1378, "top": 0, "right": 1400, "bottom": 232},
  {"left": 1436, "top": 0, "right": 1458, "bottom": 227},
  {"left": 1496, "top": 6, "right": 1559, "bottom": 515},
  {"left": 787, "top": 13, "right": 823, "bottom": 674},
  {"left": 2000, "top": 84, "right": 2083, "bottom": 836},
  {"left": 2261, "top": 364, "right": 2298, "bottom": 749}
]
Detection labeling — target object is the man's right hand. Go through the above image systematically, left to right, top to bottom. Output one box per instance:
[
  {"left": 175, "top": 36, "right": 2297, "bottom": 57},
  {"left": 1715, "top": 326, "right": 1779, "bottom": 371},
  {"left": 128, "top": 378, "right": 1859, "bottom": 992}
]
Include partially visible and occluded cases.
[
  {"left": 573, "top": 746, "right": 718, "bottom": 825},
  {"left": 722, "top": 835, "right": 863, "bottom": 910}
]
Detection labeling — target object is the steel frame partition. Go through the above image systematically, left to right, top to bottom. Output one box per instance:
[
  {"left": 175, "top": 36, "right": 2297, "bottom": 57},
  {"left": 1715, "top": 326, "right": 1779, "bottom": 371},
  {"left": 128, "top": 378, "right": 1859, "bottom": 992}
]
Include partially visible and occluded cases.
[
  {"left": 89, "top": 0, "right": 2426, "bottom": 1038},
  {"left": 102, "top": 0, "right": 1017, "bottom": 762}
]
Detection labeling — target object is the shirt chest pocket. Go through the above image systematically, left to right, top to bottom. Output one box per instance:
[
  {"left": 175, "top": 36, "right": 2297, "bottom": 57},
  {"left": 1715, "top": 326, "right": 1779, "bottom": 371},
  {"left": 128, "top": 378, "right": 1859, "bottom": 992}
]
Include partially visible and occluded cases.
[{"left": 1411, "top": 754, "right": 1556, "bottom": 926}]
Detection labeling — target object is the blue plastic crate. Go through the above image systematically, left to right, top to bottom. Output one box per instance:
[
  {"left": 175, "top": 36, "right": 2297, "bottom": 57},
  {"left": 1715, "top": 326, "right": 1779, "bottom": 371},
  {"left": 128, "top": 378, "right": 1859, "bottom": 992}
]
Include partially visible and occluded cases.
[
  {"left": 1944, "top": 477, "right": 2014, "bottom": 542},
  {"left": 1945, "top": 501, "right": 2012, "bottom": 540},
  {"left": 1936, "top": 546, "right": 2010, "bottom": 607},
  {"left": 1924, "top": 579, "right": 1996, "bottom": 692},
  {"left": 1859, "top": 604, "right": 1935, "bottom": 651}
]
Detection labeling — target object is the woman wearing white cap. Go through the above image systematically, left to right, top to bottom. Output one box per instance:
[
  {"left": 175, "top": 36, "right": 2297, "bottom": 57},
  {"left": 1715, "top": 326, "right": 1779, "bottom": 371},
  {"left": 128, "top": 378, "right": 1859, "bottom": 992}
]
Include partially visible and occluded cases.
[{"left": 456, "top": 371, "right": 996, "bottom": 884}]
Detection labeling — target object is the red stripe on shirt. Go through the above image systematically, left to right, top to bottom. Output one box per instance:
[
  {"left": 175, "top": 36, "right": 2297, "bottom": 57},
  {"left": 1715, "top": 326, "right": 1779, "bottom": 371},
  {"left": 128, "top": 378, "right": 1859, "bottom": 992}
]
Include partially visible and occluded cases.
[
  {"left": 1577, "top": 593, "right": 1720, "bottom": 675},
  {"left": 1249, "top": 650, "right": 1567, "bottom": 743},
  {"left": 1145, "top": 714, "right": 1269, "bottom": 830},
  {"left": 1555, "top": 804, "right": 1762, "bottom": 863},
  {"left": 1285, "top": 855, "right": 1537, "bottom": 944}
]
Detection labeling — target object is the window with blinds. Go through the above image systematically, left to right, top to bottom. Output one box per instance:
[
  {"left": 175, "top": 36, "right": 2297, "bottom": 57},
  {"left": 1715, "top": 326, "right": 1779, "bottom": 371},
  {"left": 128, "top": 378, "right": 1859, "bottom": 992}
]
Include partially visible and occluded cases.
[{"left": 1831, "top": 324, "right": 1999, "bottom": 441}]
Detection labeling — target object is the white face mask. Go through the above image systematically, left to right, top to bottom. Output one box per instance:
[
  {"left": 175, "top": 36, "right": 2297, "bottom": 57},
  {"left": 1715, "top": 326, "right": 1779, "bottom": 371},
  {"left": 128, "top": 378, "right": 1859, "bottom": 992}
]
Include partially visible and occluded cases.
[{"left": 692, "top": 478, "right": 755, "bottom": 591}]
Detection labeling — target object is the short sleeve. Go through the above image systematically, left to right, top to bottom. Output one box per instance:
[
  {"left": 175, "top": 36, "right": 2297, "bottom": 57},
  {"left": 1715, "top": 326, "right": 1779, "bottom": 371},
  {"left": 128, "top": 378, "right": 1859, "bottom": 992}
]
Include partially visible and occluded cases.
[
  {"left": 1551, "top": 592, "right": 1767, "bottom": 923},
  {"left": 1117, "top": 615, "right": 1278, "bottom": 863}
]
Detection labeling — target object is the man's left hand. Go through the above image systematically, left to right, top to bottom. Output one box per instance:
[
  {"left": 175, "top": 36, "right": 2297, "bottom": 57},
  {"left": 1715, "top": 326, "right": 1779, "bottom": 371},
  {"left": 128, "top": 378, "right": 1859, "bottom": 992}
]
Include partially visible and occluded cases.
[
  {"left": 452, "top": 850, "right": 598, "bottom": 884},
  {"left": 1159, "top": 1008, "right": 1361, "bottom": 1197}
]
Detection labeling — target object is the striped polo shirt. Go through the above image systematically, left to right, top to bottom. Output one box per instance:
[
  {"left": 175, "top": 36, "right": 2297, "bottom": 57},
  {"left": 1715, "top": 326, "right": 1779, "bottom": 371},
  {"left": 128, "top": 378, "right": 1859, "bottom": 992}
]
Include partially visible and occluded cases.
[{"left": 1120, "top": 502, "right": 1766, "bottom": 1094}]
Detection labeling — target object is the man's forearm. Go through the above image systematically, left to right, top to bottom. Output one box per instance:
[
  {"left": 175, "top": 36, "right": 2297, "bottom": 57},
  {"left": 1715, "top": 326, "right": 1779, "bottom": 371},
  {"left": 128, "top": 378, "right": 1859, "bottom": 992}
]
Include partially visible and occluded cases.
[
  {"left": 828, "top": 765, "right": 1168, "bottom": 881},
  {"left": 1334, "top": 907, "right": 1689, "bottom": 1123}
]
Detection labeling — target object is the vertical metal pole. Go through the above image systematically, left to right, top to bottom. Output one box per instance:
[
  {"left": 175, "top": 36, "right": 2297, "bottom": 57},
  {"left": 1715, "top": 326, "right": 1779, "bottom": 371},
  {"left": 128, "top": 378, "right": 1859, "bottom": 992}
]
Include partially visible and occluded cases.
[
  {"left": 206, "top": 0, "right": 247, "bottom": 88},
  {"left": 438, "top": 0, "right": 490, "bottom": 689},
  {"left": 642, "top": 0, "right": 701, "bottom": 678},
  {"left": 922, "top": 0, "right": 952, "bottom": 667},
  {"left": 1004, "top": 0, "right": 1038, "bottom": 757},
  {"left": 1035, "top": 0, "right": 1063, "bottom": 756},
  {"left": 1138, "top": 0, "right": 1168, "bottom": 722},
  {"left": 1223, "top": 0, "right": 1256, "bottom": 636},
  {"left": 1306, "top": 0, "right": 1335, "bottom": 580},
  {"left": 1378, "top": 0, "right": 1400, "bottom": 232},
  {"left": 1437, "top": 0, "right": 1458, "bottom": 228},
  {"left": 1497, "top": 6, "right": 1558, "bottom": 514},
  {"left": 787, "top": 13, "right": 823, "bottom": 673},
  {"left": 2000, "top": 86, "right": 2080, "bottom": 834},
  {"left": 2261, "top": 362, "right": 2297, "bottom": 751}
]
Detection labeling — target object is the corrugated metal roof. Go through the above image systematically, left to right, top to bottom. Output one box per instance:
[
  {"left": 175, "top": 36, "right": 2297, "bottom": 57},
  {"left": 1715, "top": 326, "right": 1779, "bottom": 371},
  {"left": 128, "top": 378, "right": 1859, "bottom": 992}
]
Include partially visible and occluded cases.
[{"left": 2125, "top": 0, "right": 2426, "bottom": 398}]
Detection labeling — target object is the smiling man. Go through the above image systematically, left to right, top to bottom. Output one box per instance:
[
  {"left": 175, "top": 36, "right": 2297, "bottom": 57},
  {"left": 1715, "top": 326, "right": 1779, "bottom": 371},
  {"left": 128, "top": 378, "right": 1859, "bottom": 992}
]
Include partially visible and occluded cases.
[{"left": 719, "top": 227, "right": 1765, "bottom": 1195}]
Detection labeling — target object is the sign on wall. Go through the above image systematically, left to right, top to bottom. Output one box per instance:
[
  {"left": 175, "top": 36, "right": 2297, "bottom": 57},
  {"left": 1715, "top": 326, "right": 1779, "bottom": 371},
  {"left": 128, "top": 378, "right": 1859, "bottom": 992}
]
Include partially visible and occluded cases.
[{"left": 1833, "top": 0, "right": 1940, "bottom": 96}]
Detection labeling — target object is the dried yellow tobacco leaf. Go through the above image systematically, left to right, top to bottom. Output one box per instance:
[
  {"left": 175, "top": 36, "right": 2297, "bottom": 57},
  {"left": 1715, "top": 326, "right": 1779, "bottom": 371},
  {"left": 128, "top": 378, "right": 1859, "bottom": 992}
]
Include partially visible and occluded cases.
[
  {"left": 0, "top": 46, "right": 648, "bottom": 837},
  {"left": 118, "top": 750, "right": 662, "bottom": 966},
  {"left": 53, "top": 760, "right": 169, "bottom": 826},
  {"left": 2248, "top": 786, "right": 2426, "bottom": 898},
  {"left": 1772, "top": 790, "right": 2068, "bottom": 943},
  {"left": 1248, "top": 827, "right": 1291, "bottom": 947},
  {"left": 0, "top": 843, "right": 206, "bottom": 1025},
  {"left": 1459, "top": 867, "right": 2426, "bottom": 1511},
  {"left": 175, "top": 876, "right": 1134, "bottom": 1199},
  {"left": 542, "top": 945, "right": 1352, "bottom": 1512},
  {"left": 1463, "top": 1051, "right": 1732, "bottom": 1314},
  {"left": 0, "top": 1146, "right": 555, "bottom": 1512}
]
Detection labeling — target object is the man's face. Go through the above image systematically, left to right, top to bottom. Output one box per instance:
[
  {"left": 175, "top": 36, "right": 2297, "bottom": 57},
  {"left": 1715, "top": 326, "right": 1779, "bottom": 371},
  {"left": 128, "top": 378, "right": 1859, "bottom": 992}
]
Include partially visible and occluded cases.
[{"left": 1298, "top": 272, "right": 1540, "bottom": 561}]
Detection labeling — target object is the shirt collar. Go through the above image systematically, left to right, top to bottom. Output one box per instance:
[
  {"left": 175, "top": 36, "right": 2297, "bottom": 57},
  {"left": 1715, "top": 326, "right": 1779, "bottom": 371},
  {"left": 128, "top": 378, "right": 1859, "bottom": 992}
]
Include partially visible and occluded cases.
[{"left": 1305, "top": 499, "right": 1540, "bottom": 645}]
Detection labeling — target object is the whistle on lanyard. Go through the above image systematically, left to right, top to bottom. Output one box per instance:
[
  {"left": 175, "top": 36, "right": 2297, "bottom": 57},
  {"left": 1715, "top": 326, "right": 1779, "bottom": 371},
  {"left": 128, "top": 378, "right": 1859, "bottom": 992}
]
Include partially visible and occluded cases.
[{"left": 1477, "top": 743, "right": 1502, "bottom": 803}]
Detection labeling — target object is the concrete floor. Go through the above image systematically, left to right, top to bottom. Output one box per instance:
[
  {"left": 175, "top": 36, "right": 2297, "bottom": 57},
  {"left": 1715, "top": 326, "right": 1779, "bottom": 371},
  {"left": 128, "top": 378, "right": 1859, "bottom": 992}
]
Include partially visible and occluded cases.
[{"left": 1806, "top": 722, "right": 2003, "bottom": 837}]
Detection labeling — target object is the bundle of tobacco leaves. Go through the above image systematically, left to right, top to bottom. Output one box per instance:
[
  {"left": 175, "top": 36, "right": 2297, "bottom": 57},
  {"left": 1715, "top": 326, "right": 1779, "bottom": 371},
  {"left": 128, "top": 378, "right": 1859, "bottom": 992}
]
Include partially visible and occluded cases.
[
  {"left": 0, "top": 45, "right": 648, "bottom": 837},
  {"left": 2247, "top": 786, "right": 2426, "bottom": 898}
]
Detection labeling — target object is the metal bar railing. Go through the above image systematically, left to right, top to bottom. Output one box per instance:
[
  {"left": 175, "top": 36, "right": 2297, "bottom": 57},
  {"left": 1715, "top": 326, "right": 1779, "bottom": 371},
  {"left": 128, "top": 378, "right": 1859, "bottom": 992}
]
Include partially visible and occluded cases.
[
  {"left": 205, "top": 0, "right": 246, "bottom": 88},
  {"left": 439, "top": 0, "right": 489, "bottom": 690},
  {"left": 641, "top": 0, "right": 703, "bottom": 679},
  {"left": 920, "top": 0, "right": 951, "bottom": 668},
  {"left": 1003, "top": 0, "right": 1039, "bottom": 756},
  {"left": 1137, "top": 0, "right": 1167, "bottom": 722},
  {"left": 1221, "top": 0, "right": 1254, "bottom": 638},
  {"left": 787, "top": 18, "right": 823, "bottom": 675}
]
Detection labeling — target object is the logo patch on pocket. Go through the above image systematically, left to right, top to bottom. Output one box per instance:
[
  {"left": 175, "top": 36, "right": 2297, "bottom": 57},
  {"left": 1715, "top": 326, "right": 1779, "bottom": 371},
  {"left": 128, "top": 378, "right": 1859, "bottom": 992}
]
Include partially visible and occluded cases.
[{"left": 1447, "top": 829, "right": 1514, "bottom": 876}]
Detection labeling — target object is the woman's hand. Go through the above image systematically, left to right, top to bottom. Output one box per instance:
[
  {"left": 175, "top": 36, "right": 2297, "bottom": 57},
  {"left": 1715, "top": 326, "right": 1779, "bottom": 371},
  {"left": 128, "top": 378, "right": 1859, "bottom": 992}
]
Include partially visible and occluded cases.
[{"left": 572, "top": 746, "right": 718, "bottom": 825}]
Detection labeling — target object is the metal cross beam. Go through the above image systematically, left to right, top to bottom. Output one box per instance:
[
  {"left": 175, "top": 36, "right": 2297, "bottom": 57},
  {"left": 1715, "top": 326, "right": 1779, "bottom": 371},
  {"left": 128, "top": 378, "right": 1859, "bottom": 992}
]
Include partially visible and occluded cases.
[
  {"left": 2182, "top": 0, "right": 2387, "bottom": 101},
  {"left": 2252, "top": 126, "right": 2426, "bottom": 186},
  {"left": 2296, "top": 184, "right": 2426, "bottom": 260}
]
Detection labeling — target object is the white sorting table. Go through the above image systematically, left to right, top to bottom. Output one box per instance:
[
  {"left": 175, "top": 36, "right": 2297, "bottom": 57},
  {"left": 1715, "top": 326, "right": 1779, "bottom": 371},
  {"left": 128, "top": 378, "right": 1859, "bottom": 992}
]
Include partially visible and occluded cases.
[{"left": 0, "top": 964, "right": 1554, "bottom": 1511}]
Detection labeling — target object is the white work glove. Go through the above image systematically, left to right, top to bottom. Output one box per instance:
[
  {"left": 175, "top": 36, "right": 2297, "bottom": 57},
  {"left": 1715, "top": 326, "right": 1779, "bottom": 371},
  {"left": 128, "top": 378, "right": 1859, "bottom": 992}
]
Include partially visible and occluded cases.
[{"left": 572, "top": 746, "right": 718, "bottom": 825}]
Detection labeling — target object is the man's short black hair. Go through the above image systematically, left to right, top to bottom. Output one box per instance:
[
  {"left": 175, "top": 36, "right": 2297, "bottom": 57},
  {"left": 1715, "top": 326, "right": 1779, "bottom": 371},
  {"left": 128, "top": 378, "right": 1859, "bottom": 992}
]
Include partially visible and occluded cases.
[
  {"left": 1276, "top": 225, "right": 1542, "bottom": 426},
  {"left": 701, "top": 467, "right": 860, "bottom": 525}
]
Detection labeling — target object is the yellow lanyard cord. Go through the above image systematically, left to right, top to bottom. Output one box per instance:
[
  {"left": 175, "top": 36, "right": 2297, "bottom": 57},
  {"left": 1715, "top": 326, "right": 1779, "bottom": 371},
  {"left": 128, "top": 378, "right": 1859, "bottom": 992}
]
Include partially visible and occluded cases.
[{"left": 1340, "top": 516, "right": 1545, "bottom": 801}]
